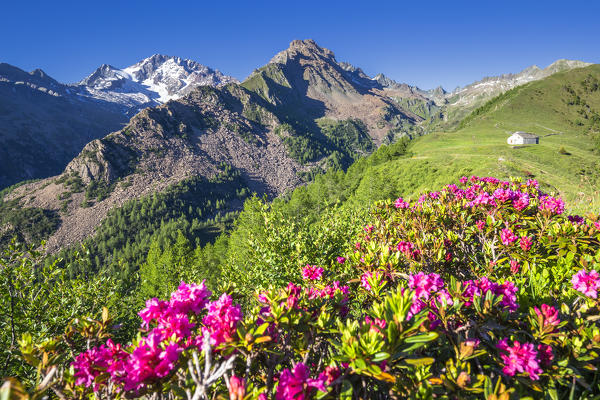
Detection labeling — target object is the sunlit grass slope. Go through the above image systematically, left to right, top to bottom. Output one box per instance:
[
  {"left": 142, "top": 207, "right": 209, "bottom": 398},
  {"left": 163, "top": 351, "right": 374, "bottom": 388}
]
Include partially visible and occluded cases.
[{"left": 346, "top": 65, "right": 600, "bottom": 213}]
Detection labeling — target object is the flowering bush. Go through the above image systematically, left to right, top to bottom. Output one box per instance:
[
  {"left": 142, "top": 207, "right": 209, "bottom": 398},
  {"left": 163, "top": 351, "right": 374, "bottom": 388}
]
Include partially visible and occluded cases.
[{"left": 3, "top": 176, "right": 600, "bottom": 399}]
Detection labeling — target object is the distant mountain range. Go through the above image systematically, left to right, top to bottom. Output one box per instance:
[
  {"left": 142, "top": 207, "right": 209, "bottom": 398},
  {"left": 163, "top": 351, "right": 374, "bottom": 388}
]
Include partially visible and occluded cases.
[
  {"left": 0, "top": 39, "right": 596, "bottom": 252},
  {"left": 75, "top": 54, "right": 238, "bottom": 115},
  {"left": 0, "top": 56, "right": 236, "bottom": 188},
  {"left": 443, "top": 59, "right": 592, "bottom": 124}
]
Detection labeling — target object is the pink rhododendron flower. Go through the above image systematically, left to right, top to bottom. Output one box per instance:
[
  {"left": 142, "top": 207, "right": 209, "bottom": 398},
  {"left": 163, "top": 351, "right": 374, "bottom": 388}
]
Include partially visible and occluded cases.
[
  {"left": 459, "top": 176, "right": 468, "bottom": 184},
  {"left": 526, "top": 179, "right": 539, "bottom": 188},
  {"left": 446, "top": 184, "right": 459, "bottom": 193},
  {"left": 493, "top": 188, "right": 517, "bottom": 202},
  {"left": 468, "top": 192, "right": 497, "bottom": 207},
  {"left": 512, "top": 193, "right": 530, "bottom": 211},
  {"left": 539, "top": 196, "right": 565, "bottom": 215},
  {"left": 394, "top": 197, "right": 410, "bottom": 208},
  {"left": 476, "top": 220, "right": 485, "bottom": 230},
  {"left": 594, "top": 221, "right": 600, "bottom": 230},
  {"left": 500, "top": 228, "right": 517, "bottom": 246},
  {"left": 519, "top": 236, "right": 532, "bottom": 251},
  {"left": 397, "top": 241, "right": 420, "bottom": 259},
  {"left": 336, "top": 256, "right": 346, "bottom": 264},
  {"left": 510, "top": 259, "right": 520, "bottom": 274},
  {"left": 302, "top": 265, "right": 324, "bottom": 281},
  {"left": 571, "top": 269, "right": 600, "bottom": 298},
  {"left": 408, "top": 272, "right": 444, "bottom": 300},
  {"left": 463, "top": 277, "right": 519, "bottom": 312},
  {"left": 170, "top": 281, "right": 212, "bottom": 315},
  {"left": 287, "top": 282, "right": 302, "bottom": 297},
  {"left": 258, "top": 292, "right": 269, "bottom": 303},
  {"left": 202, "top": 294, "right": 243, "bottom": 347},
  {"left": 139, "top": 298, "right": 170, "bottom": 328},
  {"left": 533, "top": 304, "right": 560, "bottom": 330},
  {"left": 155, "top": 313, "right": 195, "bottom": 340},
  {"left": 365, "top": 316, "right": 387, "bottom": 334},
  {"left": 124, "top": 332, "right": 183, "bottom": 391},
  {"left": 497, "top": 339, "right": 543, "bottom": 380},
  {"left": 104, "top": 340, "right": 129, "bottom": 384},
  {"left": 537, "top": 344, "right": 554, "bottom": 367},
  {"left": 72, "top": 346, "right": 111, "bottom": 388},
  {"left": 275, "top": 363, "right": 326, "bottom": 400}
]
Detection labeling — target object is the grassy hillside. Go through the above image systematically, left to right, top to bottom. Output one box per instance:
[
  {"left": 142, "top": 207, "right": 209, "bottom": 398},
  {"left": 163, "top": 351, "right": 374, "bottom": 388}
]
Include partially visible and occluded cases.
[{"left": 366, "top": 64, "right": 600, "bottom": 213}]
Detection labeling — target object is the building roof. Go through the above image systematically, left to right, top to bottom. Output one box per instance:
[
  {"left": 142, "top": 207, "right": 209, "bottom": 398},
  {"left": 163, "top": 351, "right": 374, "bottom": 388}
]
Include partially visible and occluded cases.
[{"left": 511, "top": 131, "right": 539, "bottom": 139}]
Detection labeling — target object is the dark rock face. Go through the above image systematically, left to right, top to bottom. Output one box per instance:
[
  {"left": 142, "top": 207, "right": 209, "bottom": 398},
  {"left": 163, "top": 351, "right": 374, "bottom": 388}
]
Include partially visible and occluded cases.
[
  {"left": 0, "top": 55, "right": 238, "bottom": 189},
  {"left": 0, "top": 64, "right": 128, "bottom": 189}
]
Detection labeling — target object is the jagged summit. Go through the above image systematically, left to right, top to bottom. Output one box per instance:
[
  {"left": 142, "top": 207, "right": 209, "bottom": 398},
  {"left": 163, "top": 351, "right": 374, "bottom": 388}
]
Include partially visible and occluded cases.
[
  {"left": 269, "top": 39, "right": 336, "bottom": 65},
  {"left": 75, "top": 55, "right": 238, "bottom": 114},
  {"left": 544, "top": 59, "right": 591, "bottom": 74}
]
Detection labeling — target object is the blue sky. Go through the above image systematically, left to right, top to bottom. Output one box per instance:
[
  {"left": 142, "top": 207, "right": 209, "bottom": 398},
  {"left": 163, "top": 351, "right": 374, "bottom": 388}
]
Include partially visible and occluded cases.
[{"left": 1, "top": 0, "right": 599, "bottom": 90}]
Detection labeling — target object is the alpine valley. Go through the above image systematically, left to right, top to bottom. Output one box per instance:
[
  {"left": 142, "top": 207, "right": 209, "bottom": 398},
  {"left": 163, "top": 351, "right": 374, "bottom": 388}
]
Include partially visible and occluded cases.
[{"left": 1, "top": 39, "right": 598, "bottom": 264}]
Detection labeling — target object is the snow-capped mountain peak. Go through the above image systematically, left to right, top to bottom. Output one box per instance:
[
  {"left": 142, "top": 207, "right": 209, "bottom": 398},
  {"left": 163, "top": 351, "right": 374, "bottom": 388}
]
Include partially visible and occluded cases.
[{"left": 75, "top": 55, "right": 238, "bottom": 115}]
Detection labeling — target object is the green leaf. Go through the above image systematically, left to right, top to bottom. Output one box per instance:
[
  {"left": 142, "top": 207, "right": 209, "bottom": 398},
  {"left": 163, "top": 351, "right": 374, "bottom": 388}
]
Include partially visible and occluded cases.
[
  {"left": 255, "top": 322, "right": 270, "bottom": 336},
  {"left": 404, "top": 332, "right": 439, "bottom": 343},
  {"left": 372, "top": 351, "right": 390, "bottom": 362},
  {"left": 403, "top": 357, "right": 435, "bottom": 366},
  {"left": 354, "top": 358, "right": 367, "bottom": 370}
]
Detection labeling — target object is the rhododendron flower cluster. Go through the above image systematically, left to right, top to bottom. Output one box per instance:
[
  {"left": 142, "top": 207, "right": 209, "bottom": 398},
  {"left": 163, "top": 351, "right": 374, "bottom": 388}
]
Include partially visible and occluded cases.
[
  {"left": 62, "top": 176, "right": 600, "bottom": 400},
  {"left": 539, "top": 196, "right": 565, "bottom": 215},
  {"left": 394, "top": 197, "right": 410, "bottom": 209},
  {"left": 568, "top": 215, "right": 584, "bottom": 225},
  {"left": 500, "top": 228, "right": 517, "bottom": 246},
  {"left": 519, "top": 236, "right": 533, "bottom": 251},
  {"left": 396, "top": 240, "right": 420, "bottom": 259},
  {"left": 510, "top": 259, "right": 520, "bottom": 274},
  {"left": 301, "top": 264, "right": 324, "bottom": 281},
  {"left": 571, "top": 269, "right": 600, "bottom": 298},
  {"left": 405, "top": 272, "right": 453, "bottom": 324},
  {"left": 408, "top": 272, "right": 445, "bottom": 300},
  {"left": 463, "top": 277, "right": 519, "bottom": 312},
  {"left": 72, "top": 281, "right": 244, "bottom": 392},
  {"left": 305, "top": 281, "right": 349, "bottom": 300},
  {"left": 202, "top": 294, "right": 243, "bottom": 347},
  {"left": 533, "top": 304, "right": 560, "bottom": 330},
  {"left": 365, "top": 315, "right": 387, "bottom": 334},
  {"left": 497, "top": 339, "right": 544, "bottom": 380},
  {"left": 72, "top": 343, "right": 116, "bottom": 388},
  {"left": 537, "top": 344, "right": 554, "bottom": 367},
  {"left": 275, "top": 363, "right": 326, "bottom": 400},
  {"left": 229, "top": 375, "right": 246, "bottom": 400}
]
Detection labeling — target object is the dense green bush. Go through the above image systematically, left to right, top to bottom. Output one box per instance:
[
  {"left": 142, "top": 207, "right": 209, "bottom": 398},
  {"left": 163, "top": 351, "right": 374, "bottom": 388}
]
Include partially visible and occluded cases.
[{"left": 4, "top": 176, "right": 600, "bottom": 399}]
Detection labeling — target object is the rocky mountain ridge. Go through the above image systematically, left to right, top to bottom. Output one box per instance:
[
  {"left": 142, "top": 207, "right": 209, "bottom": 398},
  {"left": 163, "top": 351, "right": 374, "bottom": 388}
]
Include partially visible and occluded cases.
[
  {"left": 3, "top": 39, "right": 430, "bottom": 251},
  {"left": 74, "top": 54, "right": 238, "bottom": 115},
  {"left": 0, "top": 56, "right": 236, "bottom": 188},
  {"left": 441, "top": 59, "right": 592, "bottom": 124}
]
